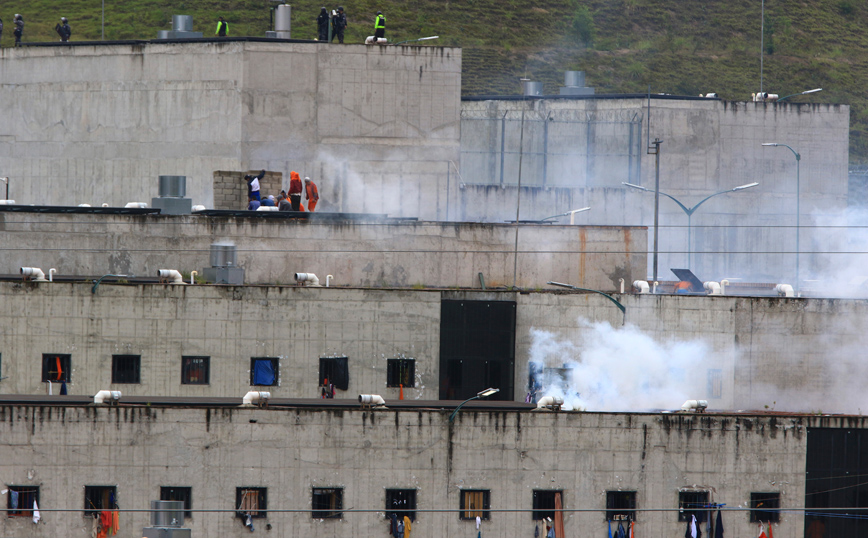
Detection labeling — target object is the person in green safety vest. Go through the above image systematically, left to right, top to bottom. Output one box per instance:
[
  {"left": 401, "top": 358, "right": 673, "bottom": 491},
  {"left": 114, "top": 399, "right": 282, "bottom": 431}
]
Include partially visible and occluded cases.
[
  {"left": 374, "top": 11, "right": 385, "bottom": 40},
  {"left": 216, "top": 16, "right": 228, "bottom": 37}
]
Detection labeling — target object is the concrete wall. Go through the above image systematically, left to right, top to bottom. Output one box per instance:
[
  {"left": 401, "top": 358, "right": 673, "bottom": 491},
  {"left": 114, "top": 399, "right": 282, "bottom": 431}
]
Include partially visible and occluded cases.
[
  {"left": 0, "top": 42, "right": 461, "bottom": 219},
  {"left": 460, "top": 98, "right": 851, "bottom": 284},
  {"left": 0, "top": 212, "right": 646, "bottom": 290},
  {"left": 3, "top": 284, "right": 868, "bottom": 415},
  {"left": 0, "top": 404, "right": 810, "bottom": 538}
]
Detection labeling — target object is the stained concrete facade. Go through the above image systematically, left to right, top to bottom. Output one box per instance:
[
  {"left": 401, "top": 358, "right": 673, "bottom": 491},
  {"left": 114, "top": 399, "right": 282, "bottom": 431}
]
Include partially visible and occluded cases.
[
  {"left": 0, "top": 41, "right": 461, "bottom": 218},
  {"left": 460, "top": 97, "right": 851, "bottom": 284},
  {"left": 0, "top": 212, "right": 646, "bottom": 290},
  {"left": 2, "top": 283, "right": 868, "bottom": 415},
  {"left": 0, "top": 404, "right": 811, "bottom": 538}
]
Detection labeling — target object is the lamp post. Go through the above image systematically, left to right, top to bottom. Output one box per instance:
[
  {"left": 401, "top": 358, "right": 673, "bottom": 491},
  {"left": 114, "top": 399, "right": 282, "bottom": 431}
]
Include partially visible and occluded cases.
[
  {"left": 776, "top": 88, "right": 822, "bottom": 103},
  {"left": 762, "top": 142, "right": 800, "bottom": 291},
  {"left": 0, "top": 177, "right": 8, "bottom": 200},
  {"left": 623, "top": 181, "right": 759, "bottom": 270},
  {"left": 539, "top": 207, "right": 591, "bottom": 224},
  {"left": 548, "top": 281, "right": 626, "bottom": 324},
  {"left": 449, "top": 388, "right": 499, "bottom": 423}
]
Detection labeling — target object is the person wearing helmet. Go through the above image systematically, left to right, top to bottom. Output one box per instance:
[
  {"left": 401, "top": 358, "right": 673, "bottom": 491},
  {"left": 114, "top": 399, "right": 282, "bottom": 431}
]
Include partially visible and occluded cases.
[
  {"left": 316, "top": 7, "right": 329, "bottom": 41},
  {"left": 331, "top": 7, "right": 347, "bottom": 44},
  {"left": 374, "top": 11, "right": 385, "bottom": 40},
  {"left": 13, "top": 14, "right": 24, "bottom": 47},
  {"left": 55, "top": 17, "right": 71, "bottom": 42}
]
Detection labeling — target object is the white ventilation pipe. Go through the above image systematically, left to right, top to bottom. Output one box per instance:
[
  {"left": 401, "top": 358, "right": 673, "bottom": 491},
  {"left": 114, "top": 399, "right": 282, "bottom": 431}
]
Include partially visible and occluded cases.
[
  {"left": 0, "top": 200, "right": 16, "bottom": 205},
  {"left": 124, "top": 202, "right": 148, "bottom": 208},
  {"left": 78, "top": 203, "right": 91, "bottom": 207},
  {"left": 192, "top": 205, "right": 207, "bottom": 212},
  {"left": 256, "top": 206, "right": 279, "bottom": 212},
  {"left": 20, "top": 267, "right": 47, "bottom": 281},
  {"left": 49, "top": 268, "right": 56, "bottom": 282},
  {"left": 157, "top": 269, "right": 186, "bottom": 284},
  {"left": 190, "top": 270, "right": 198, "bottom": 285},
  {"left": 295, "top": 273, "right": 321, "bottom": 286},
  {"left": 326, "top": 275, "right": 333, "bottom": 287},
  {"left": 619, "top": 278, "right": 625, "bottom": 294},
  {"left": 720, "top": 279, "right": 729, "bottom": 295},
  {"left": 632, "top": 280, "right": 650, "bottom": 294},
  {"left": 652, "top": 281, "right": 659, "bottom": 294},
  {"left": 703, "top": 281, "right": 722, "bottom": 295},
  {"left": 775, "top": 284, "right": 795, "bottom": 297},
  {"left": 94, "top": 390, "right": 122, "bottom": 404},
  {"left": 242, "top": 391, "right": 271, "bottom": 405},
  {"left": 359, "top": 394, "right": 386, "bottom": 406},
  {"left": 536, "top": 396, "right": 564, "bottom": 409},
  {"left": 681, "top": 399, "right": 708, "bottom": 412}
]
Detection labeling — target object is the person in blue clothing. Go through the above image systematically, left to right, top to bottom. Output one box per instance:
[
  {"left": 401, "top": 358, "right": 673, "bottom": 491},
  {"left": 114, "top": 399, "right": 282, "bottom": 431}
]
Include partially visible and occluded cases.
[
  {"left": 243, "top": 169, "right": 265, "bottom": 201},
  {"left": 261, "top": 195, "right": 276, "bottom": 207}
]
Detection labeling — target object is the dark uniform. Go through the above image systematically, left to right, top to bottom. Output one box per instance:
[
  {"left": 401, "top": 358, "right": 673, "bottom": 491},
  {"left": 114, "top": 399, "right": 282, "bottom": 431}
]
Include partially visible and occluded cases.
[
  {"left": 317, "top": 8, "right": 330, "bottom": 41},
  {"left": 331, "top": 8, "right": 347, "bottom": 43},
  {"left": 374, "top": 12, "right": 385, "bottom": 39},
  {"left": 13, "top": 15, "right": 24, "bottom": 47},
  {"left": 55, "top": 18, "right": 71, "bottom": 42}
]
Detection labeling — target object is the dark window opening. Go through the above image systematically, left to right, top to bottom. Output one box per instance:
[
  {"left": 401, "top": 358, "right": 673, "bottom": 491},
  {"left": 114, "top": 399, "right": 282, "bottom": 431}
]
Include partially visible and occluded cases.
[
  {"left": 439, "top": 300, "right": 516, "bottom": 401},
  {"left": 42, "top": 354, "right": 71, "bottom": 383},
  {"left": 112, "top": 355, "right": 141, "bottom": 384},
  {"left": 181, "top": 356, "right": 210, "bottom": 385},
  {"left": 250, "top": 357, "right": 279, "bottom": 386},
  {"left": 319, "top": 357, "right": 349, "bottom": 392},
  {"left": 387, "top": 359, "right": 415, "bottom": 388},
  {"left": 7, "top": 485, "right": 39, "bottom": 517},
  {"left": 84, "top": 485, "right": 117, "bottom": 516},
  {"left": 160, "top": 486, "right": 192, "bottom": 519},
  {"left": 236, "top": 487, "right": 267, "bottom": 518},
  {"left": 312, "top": 488, "right": 343, "bottom": 519},
  {"left": 385, "top": 489, "right": 417, "bottom": 521},
  {"left": 460, "top": 489, "right": 490, "bottom": 520},
  {"left": 532, "top": 490, "right": 562, "bottom": 521},
  {"left": 606, "top": 491, "right": 636, "bottom": 521},
  {"left": 678, "top": 491, "right": 709, "bottom": 522},
  {"left": 750, "top": 492, "right": 780, "bottom": 523}
]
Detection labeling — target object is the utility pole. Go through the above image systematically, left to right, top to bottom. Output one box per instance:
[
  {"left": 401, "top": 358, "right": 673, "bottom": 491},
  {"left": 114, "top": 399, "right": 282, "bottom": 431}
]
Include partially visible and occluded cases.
[{"left": 647, "top": 138, "right": 663, "bottom": 285}]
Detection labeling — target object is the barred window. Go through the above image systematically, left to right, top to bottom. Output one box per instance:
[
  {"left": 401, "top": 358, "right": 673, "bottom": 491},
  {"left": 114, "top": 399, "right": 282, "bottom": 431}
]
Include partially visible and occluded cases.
[
  {"left": 112, "top": 355, "right": 140, "bottom": 384},
  {"left": 181, "top": 356, "right": 210, "bottom": 385},
  {"left": 7, "top": 486, "right": 39, "bottom": 517},
  {"left": 236, "top": 487, "right": 267, "bottom": 518},
  {"left": 460, "top": 489, "right": 490, "bottom": 520}
]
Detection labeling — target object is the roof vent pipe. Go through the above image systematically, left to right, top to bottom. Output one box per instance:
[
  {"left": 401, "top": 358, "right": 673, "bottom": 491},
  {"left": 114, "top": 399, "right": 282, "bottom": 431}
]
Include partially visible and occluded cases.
[
  {"left": 210, "top": 243, "right": 237, "bottom": 268},
  {"left": 21, "top": 267, "right": 47, "bottom": 281},
  {"left": 157, "top": 269, "right": 186, "bottom": 284},
  {"left": 295, "top": 272, "right": 321, "bottom": 286},
  {"left": 632, "top": 280, "right": 650, "bottom": 294},
  {"left": 703, "top": 281, "right": 722, "bottom": 295},
  {"left": 775, "top": 284, "right": 795, "bottom": 297},
  {"left": 94, "top": 390, "right": 122, "bottom": 404},
  {"left": 242, "top": 391, "right": 271, "bottom": 405},
  {"left": 359, "top": 394, "right": 386, "bottom": 407},
  {"left": 536, "top": 395, "right": 564, "bottom": 411},
  {"left": 681, "top": 399, "right": 708, "bottom": 412}
]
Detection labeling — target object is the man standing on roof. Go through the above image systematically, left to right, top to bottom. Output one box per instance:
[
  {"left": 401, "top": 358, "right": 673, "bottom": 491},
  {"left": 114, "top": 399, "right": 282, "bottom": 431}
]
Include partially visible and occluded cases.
[
  {"left": 317, "top": 7, "right": 329, "bottom": 41},
  {"left": 331, "top": 7, "right": 347, "bottom": 44},
  {"left": 374, "top": 11, "right": 385, "bottom": 40},
  {"left": 13, "top": 14, "right": 24, "bottom": 47},
  {"left": 216, "top": 16, "right": 228, "bottom": 37},
  {"left": 55, "top": 17, "right": 71, "bottom": 42},
  {"left": 244, "top": 169, "right": 265, "bottom": 203},
  {"left": 288, "top": 171, "right": 303, "bottom": 211},
  {"left": 304, "top": 177, "right": 319, "bottom": 212}
]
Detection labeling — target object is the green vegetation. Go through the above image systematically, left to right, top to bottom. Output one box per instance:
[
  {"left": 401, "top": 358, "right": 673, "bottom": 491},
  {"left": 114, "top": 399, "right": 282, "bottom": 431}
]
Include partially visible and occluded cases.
[{"left": 3, "top": 0, "right": 868, "bottom": 162}]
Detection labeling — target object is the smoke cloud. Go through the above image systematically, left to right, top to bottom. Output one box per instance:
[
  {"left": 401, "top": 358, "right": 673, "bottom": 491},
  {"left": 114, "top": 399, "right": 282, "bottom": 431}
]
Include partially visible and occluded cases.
[{"left": 806, "top": 207, "right": 868, "bottom": 298}]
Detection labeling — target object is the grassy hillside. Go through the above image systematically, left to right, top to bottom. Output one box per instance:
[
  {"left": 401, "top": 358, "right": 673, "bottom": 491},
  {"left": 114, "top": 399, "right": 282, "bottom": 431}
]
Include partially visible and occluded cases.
[{"left": 3, "top": 0, "right": 867, "bottom": 162}]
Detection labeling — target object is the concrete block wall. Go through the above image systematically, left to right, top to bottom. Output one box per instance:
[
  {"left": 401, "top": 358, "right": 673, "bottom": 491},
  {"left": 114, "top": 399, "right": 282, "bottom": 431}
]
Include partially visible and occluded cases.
[
  {"left": 212, "top": 170, "right": 283, "bottom": 209},
  {"left": 0, "top": 405, "right": 810, "bottom": 538}
]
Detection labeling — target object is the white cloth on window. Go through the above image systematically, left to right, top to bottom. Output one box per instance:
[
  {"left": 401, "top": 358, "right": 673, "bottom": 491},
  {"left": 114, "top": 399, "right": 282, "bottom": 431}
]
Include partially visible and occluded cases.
[
  {"left": 32, "top": 500, "right": 40, "bottom": 524},
  {"left": 476, "top": 516, "right": 481, "bottom": 529}
]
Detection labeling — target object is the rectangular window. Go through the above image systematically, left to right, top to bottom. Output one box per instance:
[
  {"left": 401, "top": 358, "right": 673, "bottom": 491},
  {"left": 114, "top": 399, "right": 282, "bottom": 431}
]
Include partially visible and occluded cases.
[
  {"left": 42, "top": 353, "right": 71, "bottom": 383},
  {"left": 112, "top": 355, "right": 141, "bottom": 384},
  {"left": 181, "top": 356, "right": 210, "bottom": 385},
  {"left": 250, "top": 357, "right": 279, "bottom": 386},
  {"left": 319, "top": 357, "right": 349, "bottom": 391},
  {"left": 387, "top": 359, "right": 415, "bottom": 388},
  {"left": 707, "top": 369, "right": 723, "bottom": 399},
  {"left": 7, "top": 485, "right": 39, "bottom": 517},
  {"left": 84, "top": 485, "right": 117, "bottom": 516},
  {"left": 160, "top": 486, "right": 192, "bottom": 519},
  {"left": 236, "top": 487, "right": 267, "bottom": 518},
  {"left": 312, "top": 488, "right": 343, "bottom": 519},
  {"left": 385, "top": 489, "right": 417, "bottom": 521},
  {"left": 460, "top": 489, "right": 490, "bottom": 520},
  {"left": 532, "top": 490, "right": 562, "bottom": 521},
  {"left": 606, "top": 491, "right": 636, "bottom": 521},
  {"left": 678, "top": 491, "right": 709, "bottom": 522},
  {"left": 750, "top": 492, "right": 780, "bottom": 523}
]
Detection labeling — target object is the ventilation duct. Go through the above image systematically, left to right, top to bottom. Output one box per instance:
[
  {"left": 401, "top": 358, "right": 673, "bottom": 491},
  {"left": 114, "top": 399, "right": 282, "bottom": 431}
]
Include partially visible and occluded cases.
[
  {"left": 274, "top": 4, "right": 291, "bottom": 39},
  {"left": 156, "top": 15, "right": 204, "bottom": 39},
  {"left": 559, "top": 71, "right": 595, "bottom": 96},
  {"left": 523, "top": 81, "right": 543, "bottom": 97},
  {"left": 152, "top": 175, "right": 193, "bottom": 214},
  {"left": 203, "top": 242, "right": 244, "bottom": 285}
]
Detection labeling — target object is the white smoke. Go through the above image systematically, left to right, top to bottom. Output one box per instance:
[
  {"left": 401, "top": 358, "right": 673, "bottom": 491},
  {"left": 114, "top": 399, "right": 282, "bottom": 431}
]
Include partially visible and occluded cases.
[
  {"left": 805, "top": 206, "right": 868, "bottom": 298},
  {"left": 528, "top": 319, "right": 717, "bottom": 411}
]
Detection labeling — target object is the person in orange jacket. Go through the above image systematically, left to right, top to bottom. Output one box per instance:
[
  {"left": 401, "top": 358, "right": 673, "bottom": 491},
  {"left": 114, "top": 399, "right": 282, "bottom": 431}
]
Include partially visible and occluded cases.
[
  {"left": 288, "top": 171, "right": 303, "bottom": 211},
  {"left": 304, "top": 177, "right": 319, "bottom": 212}
]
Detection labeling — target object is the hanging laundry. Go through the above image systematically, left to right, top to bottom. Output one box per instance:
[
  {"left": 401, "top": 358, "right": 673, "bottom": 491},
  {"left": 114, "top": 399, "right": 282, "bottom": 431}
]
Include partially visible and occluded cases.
[
  {"left": 60, "top": 381, "right": 68, "bottom": 395},
  {"left": 10, "top": 490, "right": 18, "bottom": 509},
  {"left": 553, "top": 492, "right": 565, "bottom": 538},
  {"left": 32, "top": 500, "right": 40, "bottom": 524},
  {"left": 110, "top": 509, "right": 119, "bottom": 535},
  {"left": 714, "top": 509, "right": 723, "bottom": 538},
  {"left": 91, "top": 513, "right": 100, "bottom": 538},
  {"left": 390, "top": 513, "right": 398, "bottom": 536},
  {"left": 403, "top": 515, "right": 412, "bottom": 538},
  {"left": 685, "top": 515, "right": 702, "bottom": 538},
  {"left": 476, "top": 516, "right": 481, "bottom": 530},
  {"left": 395, "top": 517, "right": 405, "bottom": 538},
  {"left": 608, "top": 519, "right": 613, "bottom": 538},
  {"left": 629, "top": 520, "right": 635, "bottom": 538},
  {"left": 616, "top": 521, "right": 627, "bottom": 538},
  {"left": 757, "top": 522, "right": 767, "bottom": 538},
  {"left": 768, "top": 523, "right": 773, "bottom": 538}
]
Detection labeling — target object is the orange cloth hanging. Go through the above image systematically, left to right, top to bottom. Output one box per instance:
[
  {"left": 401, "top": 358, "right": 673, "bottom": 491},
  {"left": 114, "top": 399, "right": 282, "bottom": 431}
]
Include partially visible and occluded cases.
[
  {"left": 56, "top": 357, "right": 63, "bottom": 380},
  {"left": 553, "top": 491, "right": 565, "bottom": 538},
  {"left": 111, "top": 510, "right": 119, "bottom": 535}
]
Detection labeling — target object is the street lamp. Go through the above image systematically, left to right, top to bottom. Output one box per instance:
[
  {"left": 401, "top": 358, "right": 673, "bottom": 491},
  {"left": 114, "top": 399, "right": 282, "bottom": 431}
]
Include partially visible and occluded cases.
[
  {"left": 776, "top": 88, "right": 822, "bottom": 103},
  {"left": 762, "top": 142, "right": 800, "bottom": 291},
  {"left": 0, "top": 177, "right": 8, "bottom": 200},
  {"left": 623, "top": 181, "right": 759, "bottom": 270},
  {"left": 539, "top": 207, "right": 591, "bottom": 224},
  {"left": 449, "top": 387, "right": 500, "bottom": 423}
]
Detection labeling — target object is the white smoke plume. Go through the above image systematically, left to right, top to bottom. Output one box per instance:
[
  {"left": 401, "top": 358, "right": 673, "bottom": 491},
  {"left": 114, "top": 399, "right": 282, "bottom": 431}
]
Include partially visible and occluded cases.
[
  {"left": 805, "top": 206, "right": 868, "bottom": 298},
  {"left": 528, "top": 319, "right": 717, "bottom": 412}
]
